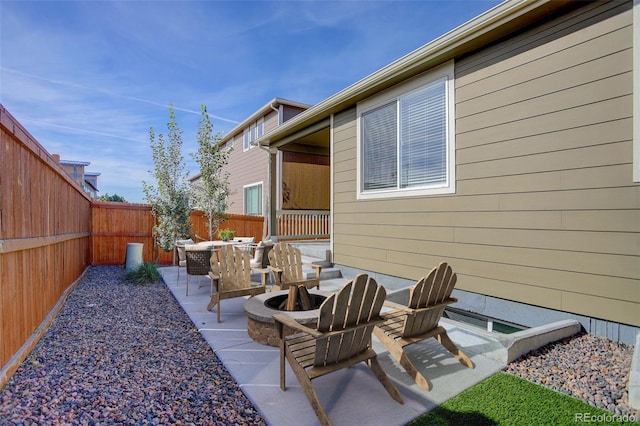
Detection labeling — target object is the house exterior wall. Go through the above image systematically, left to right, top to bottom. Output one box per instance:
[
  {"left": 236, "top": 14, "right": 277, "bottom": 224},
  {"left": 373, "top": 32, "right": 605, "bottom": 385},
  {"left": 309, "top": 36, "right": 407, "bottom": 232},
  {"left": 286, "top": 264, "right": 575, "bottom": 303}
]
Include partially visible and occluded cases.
[
  {"left": 331, "top": 1, "right": 639, "bottom": 334},
  {"left": 223, "top": 102, "right": 309, "bottom": 216},
  {"left": 283, "top": 105, "right": 307, "bottom": 122},
  {"left": 263, "top": 110, "right": 279, "bottom": 133},
  {"left": 225, "top": 135, "right": 268, "bottom": 215},
  {"left": 282, "top": 152, "right": 330, "bottom": 210}
]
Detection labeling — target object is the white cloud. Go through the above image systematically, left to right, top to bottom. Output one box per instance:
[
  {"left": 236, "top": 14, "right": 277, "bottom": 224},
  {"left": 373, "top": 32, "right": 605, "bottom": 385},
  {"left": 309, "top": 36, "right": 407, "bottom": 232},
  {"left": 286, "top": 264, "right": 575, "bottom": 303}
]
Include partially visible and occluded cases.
[{"left": 1, "top": 0, "right": 501, "bottom": 203}]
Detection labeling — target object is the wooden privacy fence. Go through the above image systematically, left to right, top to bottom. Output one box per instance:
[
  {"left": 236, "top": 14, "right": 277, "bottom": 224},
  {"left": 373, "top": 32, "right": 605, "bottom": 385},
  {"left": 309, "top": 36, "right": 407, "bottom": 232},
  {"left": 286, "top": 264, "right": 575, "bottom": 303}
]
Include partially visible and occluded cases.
[
  {"left": 1, "top": 103, "right": 321, "bottom": 387},
  {"left": 1, "top": 105, "right": 92, "bottom": 385},
  {"left": 91, "top": 201, "right": 159, "bottom": 264},
  {"left": 91, "top": 202, "right": 265, "bottom": 265}
]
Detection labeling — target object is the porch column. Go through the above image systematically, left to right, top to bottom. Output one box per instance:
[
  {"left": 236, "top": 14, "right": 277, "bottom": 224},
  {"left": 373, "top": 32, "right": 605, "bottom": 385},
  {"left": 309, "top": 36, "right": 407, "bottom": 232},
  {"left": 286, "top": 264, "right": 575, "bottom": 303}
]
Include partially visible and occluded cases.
[{"left": 268, "top": 147, "right": 278, "bottom": 238}]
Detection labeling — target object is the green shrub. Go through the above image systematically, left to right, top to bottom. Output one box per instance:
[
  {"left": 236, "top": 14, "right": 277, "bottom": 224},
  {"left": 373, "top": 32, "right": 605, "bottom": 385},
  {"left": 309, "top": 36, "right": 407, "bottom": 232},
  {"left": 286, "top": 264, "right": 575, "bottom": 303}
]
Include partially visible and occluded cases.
[
  {"left": 218, "top": 228, "right": 235, "bottom": 241},
  {"left": 126, "top": 262, "right": 161, "bottom": 284}
]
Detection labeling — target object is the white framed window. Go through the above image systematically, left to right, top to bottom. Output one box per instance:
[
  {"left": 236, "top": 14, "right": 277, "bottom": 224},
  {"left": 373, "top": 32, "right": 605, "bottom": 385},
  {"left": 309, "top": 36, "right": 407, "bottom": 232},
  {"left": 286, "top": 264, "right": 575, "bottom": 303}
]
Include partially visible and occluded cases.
[
  {"left": 357, "top": 61, "right": 455, "bottom": 199},
  {"left": 256, "top": 118, "right": 264, "bottom": 139},
  {"left": 249, "top": 124, "right": 256, "bottom": 144},
  {"left": 243, "top": 128, "right": 250, "bottom": 151},
  {"left": 244, "top": 182, "right": 263, "bottom": 215}
]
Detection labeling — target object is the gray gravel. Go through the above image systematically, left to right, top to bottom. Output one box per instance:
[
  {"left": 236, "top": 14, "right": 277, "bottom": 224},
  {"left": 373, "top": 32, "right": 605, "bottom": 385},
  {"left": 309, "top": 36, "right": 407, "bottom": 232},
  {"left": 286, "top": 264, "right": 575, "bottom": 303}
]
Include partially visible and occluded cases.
[
  {"left": 2, "top": 265, "right": 638, "bottom": 424},
  {"left": 0, "top": 266, "right": 266, "bottom": 425},
  {"left": 506, "top": 332, "right": 639, "bottom": 419}
]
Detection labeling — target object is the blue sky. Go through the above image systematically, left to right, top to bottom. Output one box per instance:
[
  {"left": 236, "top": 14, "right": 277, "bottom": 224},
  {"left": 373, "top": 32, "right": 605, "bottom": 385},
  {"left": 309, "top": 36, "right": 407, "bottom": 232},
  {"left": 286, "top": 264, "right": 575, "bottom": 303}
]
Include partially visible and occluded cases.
[{"left": 1, "top": 0, "right": 501, "bottom": 203}]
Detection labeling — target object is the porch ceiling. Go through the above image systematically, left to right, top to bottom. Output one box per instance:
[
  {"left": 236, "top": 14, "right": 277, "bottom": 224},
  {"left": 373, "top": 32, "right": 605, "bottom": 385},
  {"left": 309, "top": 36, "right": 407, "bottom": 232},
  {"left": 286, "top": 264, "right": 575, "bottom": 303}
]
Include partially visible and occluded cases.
[{"left": 273, "top": 121, "right": 330, "bottom": 155}]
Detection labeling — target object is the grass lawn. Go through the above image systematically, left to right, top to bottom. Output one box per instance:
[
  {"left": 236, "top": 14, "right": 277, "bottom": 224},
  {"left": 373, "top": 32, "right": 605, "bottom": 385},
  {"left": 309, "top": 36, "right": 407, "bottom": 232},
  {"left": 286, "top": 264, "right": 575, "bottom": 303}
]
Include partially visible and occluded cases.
[{"left": 408, "top": 372, "right": 636, "bottom": 426}]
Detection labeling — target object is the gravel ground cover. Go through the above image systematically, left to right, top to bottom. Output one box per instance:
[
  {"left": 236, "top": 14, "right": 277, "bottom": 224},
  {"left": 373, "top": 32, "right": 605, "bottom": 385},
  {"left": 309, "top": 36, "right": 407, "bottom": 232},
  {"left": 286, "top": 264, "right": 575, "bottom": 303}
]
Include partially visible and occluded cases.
[
  {"left": 1, "top": 265, "right": 638, "bottom": 424},
  {"left": 0, "top": 266, "right": 266, "bottom": 425},
  {"left": 506, "top": 333, "right": 639, "bottom": 420}
]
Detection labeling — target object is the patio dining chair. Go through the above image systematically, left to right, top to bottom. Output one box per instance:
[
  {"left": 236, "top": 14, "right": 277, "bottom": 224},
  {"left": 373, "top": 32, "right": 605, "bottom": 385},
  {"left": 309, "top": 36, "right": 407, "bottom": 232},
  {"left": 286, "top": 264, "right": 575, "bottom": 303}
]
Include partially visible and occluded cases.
[
  {"left": 175, "top": 239, "right": 194, "bottom": 284},
  {"left": 184, "top": 244, "right": 213, "bottom": 296},
  {"left": 373, "top": 262, "right": 474, "bottom": 392}
]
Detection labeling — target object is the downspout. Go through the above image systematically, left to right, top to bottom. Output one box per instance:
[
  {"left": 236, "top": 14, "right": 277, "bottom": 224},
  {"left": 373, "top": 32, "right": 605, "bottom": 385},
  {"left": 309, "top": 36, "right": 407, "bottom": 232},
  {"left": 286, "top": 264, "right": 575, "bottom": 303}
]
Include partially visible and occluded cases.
[
  {"left": 262, "top": 101, "right": 281, "bottom": 239},
  {"left": 270, "top": 102, "right": 281, "bottom": 125},
  {"left": 257, "top": 144, "right": 272, "bottom": 240}
]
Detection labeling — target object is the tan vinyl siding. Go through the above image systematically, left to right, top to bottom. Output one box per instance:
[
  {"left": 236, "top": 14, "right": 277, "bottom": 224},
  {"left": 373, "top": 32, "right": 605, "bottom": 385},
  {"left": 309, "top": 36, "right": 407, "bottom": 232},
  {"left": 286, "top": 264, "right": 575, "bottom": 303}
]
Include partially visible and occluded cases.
[
  {"left": 331, "top": 1, "right": 639, "bottom": 326},
  {"left": 224, "top": 102, "right": 307, "bottom": 216},
  {"left": 282, "top": 105, "right": 306, "bottom": 122},
  {"left": 263, "top": 110, "right": 279, "bottom": 133},
  {"left": 225, "top": 138, "right": 268, "bottom": 215}
]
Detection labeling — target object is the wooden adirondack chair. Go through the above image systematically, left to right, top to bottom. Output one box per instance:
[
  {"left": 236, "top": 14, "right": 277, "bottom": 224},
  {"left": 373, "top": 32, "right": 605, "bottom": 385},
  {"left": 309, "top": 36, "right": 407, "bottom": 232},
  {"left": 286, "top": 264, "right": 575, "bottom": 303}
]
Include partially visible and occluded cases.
[
  {"left": 268, "top": 242, "right": 322, "bottom": 292},
  {"left": 207, "top": 245, "right": 266, "bottom": 323},
  {"left": 373, "top": 262, "right": 474, "bottom": 391},
  {"left": 273, "top": 274, "right": 404, "bottom": 426}
]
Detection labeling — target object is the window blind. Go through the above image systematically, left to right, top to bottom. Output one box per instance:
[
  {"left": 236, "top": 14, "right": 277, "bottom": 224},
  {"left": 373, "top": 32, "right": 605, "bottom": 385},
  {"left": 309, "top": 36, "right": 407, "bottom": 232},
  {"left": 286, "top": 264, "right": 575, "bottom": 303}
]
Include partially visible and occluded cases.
[
  {"left": 400, "top": 78, "right": 447, "bottom": 188},
  {"left": 362, "top": 101, "right": 397, "bottom": 190}
]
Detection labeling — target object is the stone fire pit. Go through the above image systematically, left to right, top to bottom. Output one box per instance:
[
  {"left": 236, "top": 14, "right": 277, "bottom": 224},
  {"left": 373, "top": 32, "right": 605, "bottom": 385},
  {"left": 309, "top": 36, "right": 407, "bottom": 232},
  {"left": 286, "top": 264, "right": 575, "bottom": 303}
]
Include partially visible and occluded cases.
[{"left": 243, "top": 290, "right": 331, "bottom": 346}]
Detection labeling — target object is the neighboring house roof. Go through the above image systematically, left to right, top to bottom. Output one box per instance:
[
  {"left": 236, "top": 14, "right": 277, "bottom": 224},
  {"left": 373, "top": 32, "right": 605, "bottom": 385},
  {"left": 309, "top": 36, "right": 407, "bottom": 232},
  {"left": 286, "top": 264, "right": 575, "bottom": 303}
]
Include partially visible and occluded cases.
[
  {"left": 258, "top": 0, "right": 574, "bottom": 148},
  {"left": 189, "top": 97, "right": 312, "bottom": 183},
  {"left": 218, "top": 97, "right": 312, "bottom": 145},
  {"left": 59, "top": 160, "right": 91, "bottom": 167},
  {"left": 84, "top": 172, "right": 101, "bottom": 192},
  {"left": 84, "top": 179, "right": 99, "bottom": 192}
]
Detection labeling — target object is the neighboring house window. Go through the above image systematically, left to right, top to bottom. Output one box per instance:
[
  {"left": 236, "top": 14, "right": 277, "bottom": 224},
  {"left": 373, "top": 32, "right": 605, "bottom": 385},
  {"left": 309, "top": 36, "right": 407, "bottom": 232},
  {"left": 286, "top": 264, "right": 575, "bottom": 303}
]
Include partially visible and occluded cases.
[
  {"left": 357, "top": 61, "right": 455, "bottom": 199},
  {"left": 256, "top": 118, "right": 264, "bottom": 139},
  {"left": 243, "top": 129, "right": 250, "bottom": 151},
  {"left": 244, "top": 182, "right": 263, "bottom": 215}
]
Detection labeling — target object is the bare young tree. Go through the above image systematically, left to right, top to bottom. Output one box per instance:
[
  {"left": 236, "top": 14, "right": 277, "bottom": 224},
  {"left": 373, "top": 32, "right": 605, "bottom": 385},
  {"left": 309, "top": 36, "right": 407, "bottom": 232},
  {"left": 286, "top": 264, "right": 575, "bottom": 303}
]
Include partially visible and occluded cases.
[
  {"left": 142, "top": 104, "right": 192, "bottom": 261},
  {"left": 190, "top": 104, "right": 231, "bottom": 240}
]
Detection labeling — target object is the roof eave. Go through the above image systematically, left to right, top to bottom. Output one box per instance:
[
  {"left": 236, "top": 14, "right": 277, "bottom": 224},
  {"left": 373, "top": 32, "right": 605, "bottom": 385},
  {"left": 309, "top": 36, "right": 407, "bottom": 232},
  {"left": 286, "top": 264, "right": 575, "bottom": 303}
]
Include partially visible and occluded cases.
[
  {"left": 258, "top": 0, "right": 574, "bottom": 146},
  {"left": 218, "top": 97, "right": 312, "bottom": 144}
]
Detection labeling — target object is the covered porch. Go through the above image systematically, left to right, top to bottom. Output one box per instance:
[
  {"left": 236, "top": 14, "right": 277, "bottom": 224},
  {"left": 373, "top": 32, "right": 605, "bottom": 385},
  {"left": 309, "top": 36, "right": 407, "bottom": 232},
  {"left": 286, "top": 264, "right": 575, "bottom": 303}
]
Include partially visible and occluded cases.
[{"left": 262, "top": 119, "right": 332, "bottom": 244}]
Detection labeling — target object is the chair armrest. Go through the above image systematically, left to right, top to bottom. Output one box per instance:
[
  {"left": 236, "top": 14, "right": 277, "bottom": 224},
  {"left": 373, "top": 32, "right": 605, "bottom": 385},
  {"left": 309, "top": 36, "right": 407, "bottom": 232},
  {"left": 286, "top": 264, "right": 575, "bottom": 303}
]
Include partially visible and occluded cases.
[
  {"left": 304, "top": 263, "right": 323, "bottom": 279},
  {"left": 268, "top": 265, "right": 284, "bottom": 284},
  {"left": 251, "top": 267, "right": 270, "bottom": 287},
  {"left": 383, "top": 298, "right": 458, "bottom": 313},
  {"left": 382, "top": 300, "right": 414, "bottom": 313},
  {"left": 273, "top": 313, "right": 323, "bottom": 338}
]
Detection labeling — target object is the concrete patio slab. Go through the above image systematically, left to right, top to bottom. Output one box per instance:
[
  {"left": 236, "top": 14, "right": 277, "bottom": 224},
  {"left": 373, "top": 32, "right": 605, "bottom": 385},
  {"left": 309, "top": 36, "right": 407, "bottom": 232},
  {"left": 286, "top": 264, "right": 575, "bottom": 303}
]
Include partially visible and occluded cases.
[{"left": 159, "top": 266, "right": 507, "bottom": 425}]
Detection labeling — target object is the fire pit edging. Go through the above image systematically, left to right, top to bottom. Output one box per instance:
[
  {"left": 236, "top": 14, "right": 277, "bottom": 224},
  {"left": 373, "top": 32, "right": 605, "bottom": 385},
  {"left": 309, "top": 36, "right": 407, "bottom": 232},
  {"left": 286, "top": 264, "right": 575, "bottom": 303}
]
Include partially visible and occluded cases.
[
  {"left": 243, "top": 290, "right": 332, "bottom": 346},
  {"left": 243, "top": 290, "right": 332, "bottom": 325}
]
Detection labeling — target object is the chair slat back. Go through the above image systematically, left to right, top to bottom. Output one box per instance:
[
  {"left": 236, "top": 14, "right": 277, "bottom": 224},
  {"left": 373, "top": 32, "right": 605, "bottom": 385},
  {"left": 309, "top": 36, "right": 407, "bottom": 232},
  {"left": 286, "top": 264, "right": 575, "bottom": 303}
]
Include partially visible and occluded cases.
[
  {"left": 269, "top": 242, "right": 304, "bottom": 283},
  {"left": 217, "top": 245, "right": 251, "bottom": 290},
  {"left": 403, "top": 262, "right": 457, "bottom": 338},
  {"left": 408, "top": 262, "right": 456, "bottom": 308},
  {"left": 314, "top": 274, "right": 386, "bottom": 366}
]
